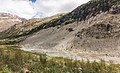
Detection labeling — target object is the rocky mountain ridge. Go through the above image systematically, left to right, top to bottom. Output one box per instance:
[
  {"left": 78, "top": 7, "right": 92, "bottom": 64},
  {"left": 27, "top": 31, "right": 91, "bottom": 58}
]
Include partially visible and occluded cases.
[{"left": 0, "top": 13, "right": 25, "bottom": 32}]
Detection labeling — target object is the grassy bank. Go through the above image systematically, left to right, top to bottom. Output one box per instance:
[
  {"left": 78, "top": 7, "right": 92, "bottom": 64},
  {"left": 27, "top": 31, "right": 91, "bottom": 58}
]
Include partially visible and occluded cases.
[{"left": 0, "top": 45, "right": 120, "bottom": 73}]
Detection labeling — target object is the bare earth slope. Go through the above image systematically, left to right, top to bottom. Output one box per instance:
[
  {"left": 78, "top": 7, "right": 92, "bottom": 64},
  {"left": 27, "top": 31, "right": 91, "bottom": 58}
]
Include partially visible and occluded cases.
[{"left": 20, "top": 12, "right": 120, "bottom": 63}]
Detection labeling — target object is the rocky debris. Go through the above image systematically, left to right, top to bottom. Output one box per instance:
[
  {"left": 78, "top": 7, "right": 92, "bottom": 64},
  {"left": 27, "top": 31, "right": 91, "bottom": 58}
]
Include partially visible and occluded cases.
[
  {"left": 110, "top": 5, "right": 120, "bottom": 14},
  {"left": 76, "top": 23, "right": 114, "bottom": 39},
  {"left": 66, "top": 28, "right": 74, "bottom": 32},
  {"left": 21, "top": 68, "right": 31, "bottom": 73},
  {"left": 24, "top": 70, "right": 31, "bottom": 73}
]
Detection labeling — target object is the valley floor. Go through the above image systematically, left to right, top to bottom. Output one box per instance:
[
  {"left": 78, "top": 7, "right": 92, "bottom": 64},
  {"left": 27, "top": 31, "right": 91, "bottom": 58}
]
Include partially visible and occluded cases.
[
  {"left": 1, "top": 45, "right": 120, "bottom": 73},
  {"left": 21, "top": 46, "right": 120, "bottom": 64}
]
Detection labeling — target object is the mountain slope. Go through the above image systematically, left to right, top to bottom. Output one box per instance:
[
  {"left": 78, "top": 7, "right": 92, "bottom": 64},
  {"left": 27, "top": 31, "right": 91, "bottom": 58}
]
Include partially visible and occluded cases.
[
  {"left": 0, "top": 0, "right": 120, "bottom": 62},
  {"left": 20, "top": 0, "right": 120, "bottom": 60},
  {"left": 20, "top": 0, "right": 120, "bottom": 49},
  {"left": 42, "top": 0, "right": 120, "bottom": 28},
  {"left": 0, "top": 13, "right": 25, "bottom": 32},
  {"left": 0, "top": 13, "right": 65, "bottom": 44}
]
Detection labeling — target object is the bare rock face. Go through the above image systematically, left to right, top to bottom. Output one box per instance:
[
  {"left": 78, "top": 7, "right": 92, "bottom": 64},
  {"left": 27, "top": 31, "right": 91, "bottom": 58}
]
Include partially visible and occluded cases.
[
  {"left": 110, "top": 5, "right": 120, "bottom": 14},
  {"left": 0, "top": 13, "right": 25, "bottom": 32}
]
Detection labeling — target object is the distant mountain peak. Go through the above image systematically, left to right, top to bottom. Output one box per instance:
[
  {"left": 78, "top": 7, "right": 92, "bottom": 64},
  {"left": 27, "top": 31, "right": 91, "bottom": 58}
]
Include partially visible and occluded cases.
[{"left": 0, "top": 13, "right": 25, "bottom": 32}]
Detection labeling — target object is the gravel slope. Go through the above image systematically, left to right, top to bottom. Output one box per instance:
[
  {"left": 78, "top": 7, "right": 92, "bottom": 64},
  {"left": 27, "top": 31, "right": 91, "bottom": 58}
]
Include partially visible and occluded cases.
[{"left": 20, "top": 13, "right": 120, "bottom": 63}]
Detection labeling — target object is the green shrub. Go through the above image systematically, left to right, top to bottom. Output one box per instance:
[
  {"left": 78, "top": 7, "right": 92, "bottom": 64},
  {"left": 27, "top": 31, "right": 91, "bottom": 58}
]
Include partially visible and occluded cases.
[{"left": 0, "top": 45, "right": 120, "bottom": 73}]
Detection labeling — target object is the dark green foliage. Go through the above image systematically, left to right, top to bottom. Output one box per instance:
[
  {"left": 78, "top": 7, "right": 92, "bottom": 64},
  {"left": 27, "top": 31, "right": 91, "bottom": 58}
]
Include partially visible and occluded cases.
[{"left": 0, "top": 45, "right": 120, "bottom": 73}]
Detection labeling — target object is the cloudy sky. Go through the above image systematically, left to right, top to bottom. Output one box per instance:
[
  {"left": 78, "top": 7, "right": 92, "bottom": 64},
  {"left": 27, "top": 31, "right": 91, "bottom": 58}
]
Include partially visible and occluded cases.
[{"left": 0, "top": 0, "right": 90, "bottom": 19}]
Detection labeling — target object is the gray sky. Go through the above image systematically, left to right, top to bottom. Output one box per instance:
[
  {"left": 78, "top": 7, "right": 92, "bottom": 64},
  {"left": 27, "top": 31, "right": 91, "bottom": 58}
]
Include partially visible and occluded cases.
[{"left": 0, "top": 0, "right": 90, "bottom": 19}]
